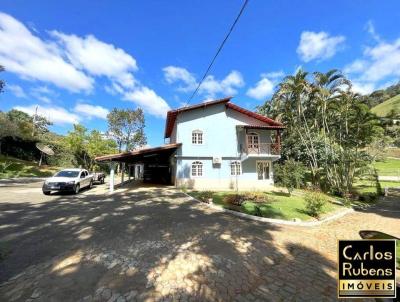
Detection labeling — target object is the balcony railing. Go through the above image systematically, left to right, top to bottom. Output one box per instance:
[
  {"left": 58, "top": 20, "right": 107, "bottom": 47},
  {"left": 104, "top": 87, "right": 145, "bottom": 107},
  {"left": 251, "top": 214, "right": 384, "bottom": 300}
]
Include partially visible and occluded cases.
[{"left": 244, "top": 143, "right": 280, "bottom": 155}]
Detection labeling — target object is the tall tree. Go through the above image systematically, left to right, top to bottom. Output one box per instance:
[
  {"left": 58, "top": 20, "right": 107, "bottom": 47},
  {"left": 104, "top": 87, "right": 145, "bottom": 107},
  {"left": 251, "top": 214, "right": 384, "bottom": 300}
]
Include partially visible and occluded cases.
[
  {"left": 259, "top": 69, "right": 383, "bottom": 195},
  {"left": 107, "top": 108, "right": 147, "bottom": 152},
  {"left": 0, "top": 112, "right": 18, "bottom": 154},
  {"left": 86, "top": 130, "right": 117, "bottom": 170}
]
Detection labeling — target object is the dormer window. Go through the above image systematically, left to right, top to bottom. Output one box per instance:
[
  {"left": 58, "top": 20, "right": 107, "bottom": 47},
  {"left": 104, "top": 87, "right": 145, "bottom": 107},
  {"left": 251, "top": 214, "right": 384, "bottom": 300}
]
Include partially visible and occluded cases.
[{"left": 192, "top": 130, "right": 203, "bottom": 145}]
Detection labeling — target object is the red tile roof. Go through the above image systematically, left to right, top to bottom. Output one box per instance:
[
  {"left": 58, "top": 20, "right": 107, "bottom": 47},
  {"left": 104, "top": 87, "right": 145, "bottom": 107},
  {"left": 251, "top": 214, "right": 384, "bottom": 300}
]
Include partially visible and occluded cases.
[{"left": 164, "top": 97, "right": 283, "bottom": 138}]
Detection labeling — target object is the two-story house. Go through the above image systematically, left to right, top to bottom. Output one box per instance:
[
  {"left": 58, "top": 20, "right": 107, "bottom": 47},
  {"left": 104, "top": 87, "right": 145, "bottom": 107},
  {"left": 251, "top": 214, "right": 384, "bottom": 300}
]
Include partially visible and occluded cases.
[
  {"left": 96, "top": 97, "right": 284, "bottom": 192},
  {"left": 165, "top": 97, "right": 284, "bottom": 190}
]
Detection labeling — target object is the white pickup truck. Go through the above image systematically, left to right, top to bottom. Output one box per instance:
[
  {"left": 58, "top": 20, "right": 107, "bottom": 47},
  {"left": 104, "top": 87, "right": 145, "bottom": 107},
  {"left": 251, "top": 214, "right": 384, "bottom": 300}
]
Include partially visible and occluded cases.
[{"left": 42, "top": 168, "right": 93, "bottom": 195}]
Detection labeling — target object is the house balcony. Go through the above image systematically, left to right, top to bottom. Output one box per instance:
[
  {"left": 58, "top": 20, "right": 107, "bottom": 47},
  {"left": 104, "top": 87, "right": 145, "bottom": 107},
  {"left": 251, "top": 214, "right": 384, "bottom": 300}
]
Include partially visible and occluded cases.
[{"left": 240, "top": 143, "right": 281, "bottom": 161}]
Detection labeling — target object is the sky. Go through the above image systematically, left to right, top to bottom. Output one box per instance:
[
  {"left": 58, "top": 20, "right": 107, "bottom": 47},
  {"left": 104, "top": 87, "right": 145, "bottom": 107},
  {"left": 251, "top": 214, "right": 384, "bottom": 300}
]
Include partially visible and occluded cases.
[{"left": 0, "top": 0, "right": 400, "bottom": 147}]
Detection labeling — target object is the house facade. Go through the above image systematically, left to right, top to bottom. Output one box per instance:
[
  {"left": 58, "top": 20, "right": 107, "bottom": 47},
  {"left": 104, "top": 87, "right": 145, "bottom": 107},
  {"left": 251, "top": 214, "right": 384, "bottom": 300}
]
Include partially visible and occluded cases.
[{"left": 165, "top": 97, "right": 284, "bottom": 190}]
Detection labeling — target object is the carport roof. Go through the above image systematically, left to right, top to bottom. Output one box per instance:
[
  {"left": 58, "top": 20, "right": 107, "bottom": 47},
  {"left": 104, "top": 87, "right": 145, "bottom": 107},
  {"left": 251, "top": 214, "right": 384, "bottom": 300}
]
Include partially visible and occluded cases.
[{"left": 95, "top": 143, "right": 181, "bottom": 162}]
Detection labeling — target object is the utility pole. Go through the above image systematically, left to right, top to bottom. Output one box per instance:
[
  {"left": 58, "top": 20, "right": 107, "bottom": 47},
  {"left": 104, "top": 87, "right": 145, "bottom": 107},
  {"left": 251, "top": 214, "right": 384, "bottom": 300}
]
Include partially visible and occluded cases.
[{"left": 32, "top": 105, "right": 38, "bottom": 137}]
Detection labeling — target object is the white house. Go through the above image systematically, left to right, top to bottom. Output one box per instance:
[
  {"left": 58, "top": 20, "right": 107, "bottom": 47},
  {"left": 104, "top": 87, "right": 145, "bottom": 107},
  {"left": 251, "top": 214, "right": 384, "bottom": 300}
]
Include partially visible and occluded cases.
[{"left": 96, "top": 97, "right": 284, "bottom": 192}]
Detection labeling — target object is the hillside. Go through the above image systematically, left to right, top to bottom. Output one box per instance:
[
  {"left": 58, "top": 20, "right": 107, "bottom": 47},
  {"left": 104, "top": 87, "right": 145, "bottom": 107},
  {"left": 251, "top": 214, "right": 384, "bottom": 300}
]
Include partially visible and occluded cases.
[
  {"left": 362, "top": 81, "right": 400, "bottom": 108},
  {"left": 371, "top": 94, "right": 400, "bottom": 117},
  {"left": 0, "top": 155, "right": 60, "bottom": 179}
]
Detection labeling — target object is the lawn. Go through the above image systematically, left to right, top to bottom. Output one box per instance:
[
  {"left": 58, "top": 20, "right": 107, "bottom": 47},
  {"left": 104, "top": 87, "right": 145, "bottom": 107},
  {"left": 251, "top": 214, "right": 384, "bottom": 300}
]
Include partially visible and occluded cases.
[
  {"left": 0, "top": 155, "right": 60, "bottom": 179},
  {"left": 372, "top": 158, "right": 400, "bottom": 176},
  {"left": 354, "top": 180, "right": 400, "bottom": 194},
  {"left": 188, "top": 190, "right": 344, "bottom": 221}
]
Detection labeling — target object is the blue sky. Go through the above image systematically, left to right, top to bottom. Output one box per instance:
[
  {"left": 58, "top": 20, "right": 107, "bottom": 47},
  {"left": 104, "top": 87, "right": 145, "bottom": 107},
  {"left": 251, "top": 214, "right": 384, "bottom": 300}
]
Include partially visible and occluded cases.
[{"left": 1, "top": 0, "right": 399, "bottom": 147}]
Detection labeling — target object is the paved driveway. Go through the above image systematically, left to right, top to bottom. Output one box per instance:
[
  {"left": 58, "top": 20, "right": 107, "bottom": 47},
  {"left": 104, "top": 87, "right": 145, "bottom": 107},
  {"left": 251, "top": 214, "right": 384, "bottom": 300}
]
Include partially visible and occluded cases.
[{"left": 0, "top": 181, "right": 399, "bottom": 301}]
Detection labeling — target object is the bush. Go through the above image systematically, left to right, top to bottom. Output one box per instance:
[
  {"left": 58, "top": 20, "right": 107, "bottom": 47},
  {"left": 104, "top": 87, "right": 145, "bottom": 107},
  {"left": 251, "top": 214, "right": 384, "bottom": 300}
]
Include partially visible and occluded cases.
[
  {"left": 274, "top": 159, "right": 306, "bottom": 195},
  {"left": 197, "top": 191, "right": 213, "bottom": 203},
  {"left": 243, "top": 191, "right": 265, "bottom": 203},
  {"left": 304, "top": 191, "right": 328, "bottom": 218},
  {"left": 243, "top": 192, "right": 277, "bottom": 203},
  {"left": 223, "top": 194, "right": 245, "bottom": 206}
]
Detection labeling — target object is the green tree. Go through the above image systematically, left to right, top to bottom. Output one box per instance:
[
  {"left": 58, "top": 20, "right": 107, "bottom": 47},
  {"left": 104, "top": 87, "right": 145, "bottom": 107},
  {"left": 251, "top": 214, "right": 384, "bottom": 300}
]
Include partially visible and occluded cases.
[
  {"left": 259, "top": 69, "right": 383, "bottom": 195},
  {"left": 107, "top": 108, "right": 147, "bottom": 152},
  {"left": 0, "top": 112, "right": 19, "bottom": 154},
  {"left": 64, "top": 124, "right": 89, "bottom": 168},
  {"left": 86, "top": 130, "right": 117, "bottom": 170},
  {"left": 274, "top": 159, "right": 306, "bottom": 195}
]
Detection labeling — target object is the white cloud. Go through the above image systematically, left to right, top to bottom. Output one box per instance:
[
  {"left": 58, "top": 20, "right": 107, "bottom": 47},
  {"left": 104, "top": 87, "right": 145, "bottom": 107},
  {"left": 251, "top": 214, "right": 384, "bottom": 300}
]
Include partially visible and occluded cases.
[
  {"left": 0, "top": 12, "right": 94, "bottom": 92},
  {"left": 365, "top": 20, "right": 381, "bottom": 42},
  {"left": 344, "top": 30, "right": 400, "bottom": 94},
  {"left": 51, "top": 31, "right": 138, "bottom": 88},
  {"left": 297, "top": 31, "right": 345, "bottom": 62},
  {"left": 163, "top": 66, "right": 244, "bottom": 98},
  {"left": 163, "top": 66, "right": 197, "bottom": 92},
  {"left": 261, "top": 70, "right": 285, "bottom": 79},
  {"left": 246, "top": 71, "right": 284, "bottom": 100},
  {"left": 246, "top": 78, "right": 274, "bottom": 100},
  {"left": 351, "top": 82, "right": 375, "bottom": 95},
  {"left": 7, "top": 84, "right": 27, "bottom": 98},
  {"left": 123, "top": 86, "right": 171, "bottom": 118},
  {"left": 36, "top": 95, "right": 52, "bottom": 104},
  {"left": 74, "top": 103, "right": 109, "bottom": 120},
  {"left": 14, "top": 104, "right": 80, "bottom": 125}
]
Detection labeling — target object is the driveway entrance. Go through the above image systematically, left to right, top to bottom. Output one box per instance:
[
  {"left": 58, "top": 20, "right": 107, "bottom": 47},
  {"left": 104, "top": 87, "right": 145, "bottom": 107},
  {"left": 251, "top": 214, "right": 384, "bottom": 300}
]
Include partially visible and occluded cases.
[{"left": 0, "top": 182, "right": 399, "bottom": 301}]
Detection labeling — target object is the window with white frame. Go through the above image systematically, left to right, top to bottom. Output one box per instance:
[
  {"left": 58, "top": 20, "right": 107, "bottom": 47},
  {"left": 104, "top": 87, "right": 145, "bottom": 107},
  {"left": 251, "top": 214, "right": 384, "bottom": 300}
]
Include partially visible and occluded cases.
[
  {"left": 192, "top": 130, "right": 203, "bottom": 145},
  {"left": 191, "top": 161, "right": 203, "bottom": 177},
  {"left": 230, "top": 161, "right": 241, "bottom": 176},
  {"left": 256, "top": 161, "right": 270, "bottom": 180}
]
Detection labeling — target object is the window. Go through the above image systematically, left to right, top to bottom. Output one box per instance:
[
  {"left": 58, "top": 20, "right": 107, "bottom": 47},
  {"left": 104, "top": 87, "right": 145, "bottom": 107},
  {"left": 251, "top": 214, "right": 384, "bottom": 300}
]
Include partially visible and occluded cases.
[
  {"left": 192, "top": 130, "right": 203, "bottom": 145},
  {"left": 191, "top": 161, "right": 203, "bottom": 177},
  {"left": 230, "top": 161, "right": 241, "bottom": 176},
  {"left": 257, "top": 161, "right": 270, "bottom": 180}
]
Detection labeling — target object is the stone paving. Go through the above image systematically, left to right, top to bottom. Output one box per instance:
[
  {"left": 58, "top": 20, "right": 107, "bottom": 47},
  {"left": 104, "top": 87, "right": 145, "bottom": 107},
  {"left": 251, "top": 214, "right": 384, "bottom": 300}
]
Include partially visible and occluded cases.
[{"left": 0, "top": 182, "right": 398, "bottom": 301}]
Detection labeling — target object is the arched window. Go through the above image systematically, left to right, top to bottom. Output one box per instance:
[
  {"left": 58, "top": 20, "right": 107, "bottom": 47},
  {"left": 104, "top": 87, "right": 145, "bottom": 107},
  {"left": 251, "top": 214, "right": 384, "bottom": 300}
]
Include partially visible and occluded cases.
[
  {"left": 192, "top": 130, "right": 203, "bottom": 145},
  {"left": 191, "top": 161, "right": 203, "bottom": 177},
  {"left": 230, "top": 161, "right": 241, "bottom": 176}
]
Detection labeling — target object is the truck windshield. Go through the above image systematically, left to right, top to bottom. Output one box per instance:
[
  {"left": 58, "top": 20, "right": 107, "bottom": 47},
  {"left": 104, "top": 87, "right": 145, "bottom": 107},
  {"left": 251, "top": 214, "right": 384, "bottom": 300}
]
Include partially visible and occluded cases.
[{"left": 54, "top": 171, "right": 80, "bottom": 177}]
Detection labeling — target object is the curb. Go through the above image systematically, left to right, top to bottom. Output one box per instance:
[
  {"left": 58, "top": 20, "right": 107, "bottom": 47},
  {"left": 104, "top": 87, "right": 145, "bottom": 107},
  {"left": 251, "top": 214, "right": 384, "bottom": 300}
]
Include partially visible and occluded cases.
[{"left": 180, "top": 191, "right": 354, "bottom": 227}]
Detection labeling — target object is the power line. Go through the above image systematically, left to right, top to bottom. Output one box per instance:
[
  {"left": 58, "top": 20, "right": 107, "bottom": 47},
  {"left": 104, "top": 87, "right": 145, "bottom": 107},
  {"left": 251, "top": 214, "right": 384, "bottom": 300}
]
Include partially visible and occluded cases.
[{"left": 186, "top": 0, "right": 250, "bottom": 105}]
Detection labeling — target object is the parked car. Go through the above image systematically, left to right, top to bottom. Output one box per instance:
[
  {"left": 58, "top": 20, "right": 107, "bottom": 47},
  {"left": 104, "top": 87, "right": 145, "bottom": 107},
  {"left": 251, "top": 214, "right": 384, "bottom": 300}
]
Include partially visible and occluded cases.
[
  {"left": 42, "top": 168, "right": 93, "bottom": 195},
  {"left": 90, "top": 171, "right": 106, "bottom": 184}
]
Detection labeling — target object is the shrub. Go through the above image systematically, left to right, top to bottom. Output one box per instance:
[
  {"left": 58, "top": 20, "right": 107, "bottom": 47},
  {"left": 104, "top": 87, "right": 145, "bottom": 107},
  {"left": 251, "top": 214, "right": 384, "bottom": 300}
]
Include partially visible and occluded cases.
[
  {"left": 274, "top": 159, "right": 306, "bottom": 196},
  {"left": 0, "top": 161, "right": 12, "bottom": 173},
  {"left": 197, "top": 191, "right": 214, "bottom": 203},
  {"left": 244, "top": 191, "right": 265, "bottom": 203},
  {"left": 304, "top": 191, "right": 328, "bottom": 218},
  {"left": 223, "top": 194, "right": 245, "bottom": 206},
  {"left": 254, "top": 205, "right": 263, "bottom": 217}
]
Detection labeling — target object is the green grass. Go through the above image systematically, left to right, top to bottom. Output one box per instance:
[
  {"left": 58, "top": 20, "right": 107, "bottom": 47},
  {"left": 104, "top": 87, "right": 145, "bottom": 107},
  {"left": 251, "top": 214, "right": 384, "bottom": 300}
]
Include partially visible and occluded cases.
[
  {"left": 371, "top": 94, "right": 400, "bottom": 117},
  {"left": 0, "top": 155, "right": 60, "bottom": 179},
  {"left": 372, "top": 158, "right": 400, "bottom": 176},
  {"left": 189, "top": 190, "right": 344, "bottom": 221}
]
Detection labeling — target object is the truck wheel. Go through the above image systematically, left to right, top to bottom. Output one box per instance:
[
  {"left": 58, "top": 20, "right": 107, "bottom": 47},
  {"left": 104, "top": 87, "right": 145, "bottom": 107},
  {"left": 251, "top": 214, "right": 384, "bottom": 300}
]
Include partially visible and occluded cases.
[
  {"left": 89, "top": 180, "right": 93, "bottom": 189},
  {"left": 74, "top": 184, "right": 80, "bottom": 194},
  {"left": 43, "top": 191, "right": 51, "bottom": 195}
]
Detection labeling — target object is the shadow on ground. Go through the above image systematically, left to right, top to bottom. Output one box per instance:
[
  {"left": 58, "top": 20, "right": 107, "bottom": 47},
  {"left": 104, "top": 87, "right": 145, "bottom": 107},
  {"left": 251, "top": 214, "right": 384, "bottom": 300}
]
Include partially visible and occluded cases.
[{"left": 0, "top": 185, "right": 338, "bottom": 301}]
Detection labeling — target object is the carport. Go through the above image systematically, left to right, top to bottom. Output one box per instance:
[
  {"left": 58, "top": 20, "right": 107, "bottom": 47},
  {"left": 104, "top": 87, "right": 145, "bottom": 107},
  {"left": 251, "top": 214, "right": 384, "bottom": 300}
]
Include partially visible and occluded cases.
[{"left": 95, "top": 143, "right": 181, "bottom": 193}]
